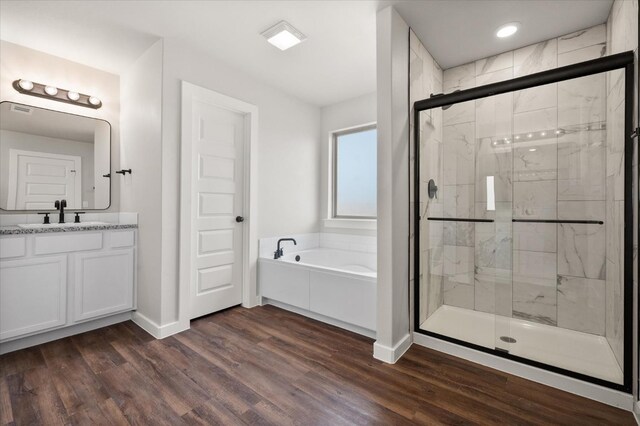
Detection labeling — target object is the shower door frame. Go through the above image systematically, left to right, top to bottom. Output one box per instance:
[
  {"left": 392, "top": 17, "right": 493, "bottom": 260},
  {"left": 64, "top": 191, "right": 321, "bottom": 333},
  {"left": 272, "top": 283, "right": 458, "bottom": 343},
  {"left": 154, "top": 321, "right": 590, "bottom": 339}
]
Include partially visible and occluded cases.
[{"left": 413, "top": 50, "right": 636, "bottom": 393}]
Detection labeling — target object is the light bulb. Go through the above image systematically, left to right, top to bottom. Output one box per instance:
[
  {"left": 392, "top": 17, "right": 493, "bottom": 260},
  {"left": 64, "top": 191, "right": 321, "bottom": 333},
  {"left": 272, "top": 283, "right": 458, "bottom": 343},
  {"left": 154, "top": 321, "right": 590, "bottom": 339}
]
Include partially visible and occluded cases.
[
  {"left": 18, "top": 79, "right": 34, "bottom": 91},
  {"left": 44, "top": 86, "right": 58, "bottom": 96},
  {"left": 67, "top": 91, "right": 80, "bottom": 101},
  {"left": 88, "top": 96, "right": 101, "bottom": 106}
]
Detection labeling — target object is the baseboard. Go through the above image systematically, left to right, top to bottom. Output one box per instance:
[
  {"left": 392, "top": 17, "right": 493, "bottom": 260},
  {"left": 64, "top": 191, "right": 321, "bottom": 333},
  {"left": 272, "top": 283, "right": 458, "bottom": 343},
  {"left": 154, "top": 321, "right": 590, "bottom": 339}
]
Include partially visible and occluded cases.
[
  {"left": 262, "top": 298, "right": 376, "bottom": 339},
  {"left": 132, "top": 311, "right": 189, "bottom": 339},
  {"left": 0, "top": 312, "right": 132, "bottom": 355},
  {"left": 413, "top": 332, "right": 633, "bottom": 411},
  {"left": 373, "top": 333, "right": 412, "bottom": 364},
  {"left": 633, "top": 400, "right": 640, "bottom": 424}
]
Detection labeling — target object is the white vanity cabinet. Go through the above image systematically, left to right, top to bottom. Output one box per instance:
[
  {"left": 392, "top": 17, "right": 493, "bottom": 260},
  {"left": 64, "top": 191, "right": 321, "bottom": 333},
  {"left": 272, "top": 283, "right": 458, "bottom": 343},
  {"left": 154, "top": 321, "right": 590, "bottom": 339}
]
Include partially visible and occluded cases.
[{"left": 0, "top": 227, "right": 137, "bottom": 349}]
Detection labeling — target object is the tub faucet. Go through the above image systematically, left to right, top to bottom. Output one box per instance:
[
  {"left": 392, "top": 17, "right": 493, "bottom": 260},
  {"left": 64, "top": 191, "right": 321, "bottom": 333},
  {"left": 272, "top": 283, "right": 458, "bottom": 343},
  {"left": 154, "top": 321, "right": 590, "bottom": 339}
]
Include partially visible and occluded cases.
[{"left": 274, "top": 238, "right": 297, "bottom": 259}]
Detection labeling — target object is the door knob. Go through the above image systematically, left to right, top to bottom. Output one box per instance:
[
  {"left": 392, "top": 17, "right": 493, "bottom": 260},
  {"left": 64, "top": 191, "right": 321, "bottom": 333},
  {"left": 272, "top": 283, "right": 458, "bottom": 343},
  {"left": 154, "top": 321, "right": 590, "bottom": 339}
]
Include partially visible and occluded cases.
[{"left": 235, "top": 216, "right": 245, "bottom": 223}]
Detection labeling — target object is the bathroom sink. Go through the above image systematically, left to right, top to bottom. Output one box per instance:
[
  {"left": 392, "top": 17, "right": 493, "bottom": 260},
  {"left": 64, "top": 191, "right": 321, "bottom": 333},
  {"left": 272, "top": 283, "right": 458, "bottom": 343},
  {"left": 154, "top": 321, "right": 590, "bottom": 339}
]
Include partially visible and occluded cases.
[{"left": 18, "top": 222, "right": 109, "bottom": 229}]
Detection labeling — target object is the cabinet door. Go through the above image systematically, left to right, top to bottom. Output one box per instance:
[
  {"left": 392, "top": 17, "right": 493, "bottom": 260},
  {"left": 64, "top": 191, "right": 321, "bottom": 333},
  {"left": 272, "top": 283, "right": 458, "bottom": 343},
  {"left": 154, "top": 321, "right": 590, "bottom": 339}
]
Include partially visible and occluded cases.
[
  {"left": 74, "top": 248, "right": 134, "bottom": 322},
  {"left": 0, "top": 256, "right": 67, "bottom": 340}
]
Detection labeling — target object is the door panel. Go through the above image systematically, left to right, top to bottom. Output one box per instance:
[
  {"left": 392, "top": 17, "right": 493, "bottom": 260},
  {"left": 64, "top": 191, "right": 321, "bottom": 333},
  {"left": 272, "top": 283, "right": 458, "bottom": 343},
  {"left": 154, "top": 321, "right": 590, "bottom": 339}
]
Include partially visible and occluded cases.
[
  {"left": 188, "top": 100, "right": 244, "bottom": 319},
  {"left": 7, "top": 149, "right": 82, "bottom": 209}
]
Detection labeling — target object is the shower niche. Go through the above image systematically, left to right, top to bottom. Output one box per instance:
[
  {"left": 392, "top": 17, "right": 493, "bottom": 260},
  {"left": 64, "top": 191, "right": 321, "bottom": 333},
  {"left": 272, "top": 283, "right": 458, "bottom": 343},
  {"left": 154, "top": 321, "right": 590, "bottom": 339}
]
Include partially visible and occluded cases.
[{"left": 414, "top": 52, "right": 635, "bottom": 392}]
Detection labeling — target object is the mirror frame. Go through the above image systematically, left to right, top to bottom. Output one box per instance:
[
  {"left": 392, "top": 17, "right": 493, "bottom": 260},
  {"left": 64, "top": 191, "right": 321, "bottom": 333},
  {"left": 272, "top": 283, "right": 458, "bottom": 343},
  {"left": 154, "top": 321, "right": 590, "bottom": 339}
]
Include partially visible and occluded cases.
[{"left": 0, "top": 100, "right": 112, "bottom": 211}]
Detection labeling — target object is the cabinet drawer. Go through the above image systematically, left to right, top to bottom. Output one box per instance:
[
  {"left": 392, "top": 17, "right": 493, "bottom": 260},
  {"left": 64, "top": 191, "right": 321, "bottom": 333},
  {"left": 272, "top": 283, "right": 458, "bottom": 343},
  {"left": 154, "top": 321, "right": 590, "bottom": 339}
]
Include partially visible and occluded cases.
[
  {"left": 35, "top": 232, "right": 102, "bottom": 255},
  {"left": 0, "top": 237, "right": 26, "bottom": 259},
  {"left": 73, "top": 248, "right": 134, "bottom": 322},
  {"left": 0, "top": 256, "right": 67, "bottom": 340}
]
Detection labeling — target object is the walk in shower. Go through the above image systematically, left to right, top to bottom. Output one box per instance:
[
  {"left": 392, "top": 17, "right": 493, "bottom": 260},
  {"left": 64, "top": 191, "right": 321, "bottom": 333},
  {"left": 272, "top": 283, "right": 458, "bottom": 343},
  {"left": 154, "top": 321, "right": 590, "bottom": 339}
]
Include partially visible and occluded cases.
[{"left": 414, "top": 51, "right": 635, "bottom": 392}]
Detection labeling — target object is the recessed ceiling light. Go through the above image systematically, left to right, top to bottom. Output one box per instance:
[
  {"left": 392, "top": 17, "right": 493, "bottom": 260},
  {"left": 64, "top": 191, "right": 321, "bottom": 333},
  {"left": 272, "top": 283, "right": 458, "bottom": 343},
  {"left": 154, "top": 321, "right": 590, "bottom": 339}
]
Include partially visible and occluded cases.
[
  {"left": 261, "top": 20, "right": 306, "bottom": 51},
  {"left": 496, "top": 22, "right": 519, "bottom": 38},
  {"left": 529, "top": 148, "right": 537, "bottom": 152}
]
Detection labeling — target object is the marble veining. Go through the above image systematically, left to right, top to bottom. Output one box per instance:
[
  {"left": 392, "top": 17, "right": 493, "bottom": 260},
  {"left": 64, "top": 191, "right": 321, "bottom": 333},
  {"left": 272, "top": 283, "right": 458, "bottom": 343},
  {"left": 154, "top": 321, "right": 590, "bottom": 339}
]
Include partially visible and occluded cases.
[
  {"left": 557, "top": 24, "right": 606, "bottom": 54},
  {"left": 513, "top": 39, "right": 557, "bottom": 77},
  {"left": 475, "top": 51, "right": 513, "bottom": 76},
  {"left": 558, "top": 74, "right": 606, "bottom": 128},
  {"left": 557, "top": 129, "right": 606, "bottom": 201},
  {"left": 513, "top": 137, "right": 558, "bottom": 182},
  {"left": 513, "top": 180, "right": 557, "bottom": 219},
  {"left": 558, "top": 223, "right": 606, "bottom": 280},
  {"left": 557, "top": 275, "right": 606, "bottom": 335},
  {"left": 512, "top": 276, "right": 557, "bottom": 326}
]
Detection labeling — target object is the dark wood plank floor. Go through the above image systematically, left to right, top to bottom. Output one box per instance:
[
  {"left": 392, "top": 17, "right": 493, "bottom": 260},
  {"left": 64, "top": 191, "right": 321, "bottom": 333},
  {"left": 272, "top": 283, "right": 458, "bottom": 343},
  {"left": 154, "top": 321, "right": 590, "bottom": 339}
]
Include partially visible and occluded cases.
[{"left": 0, "top": 305, "right": 634, "bottom": 425}]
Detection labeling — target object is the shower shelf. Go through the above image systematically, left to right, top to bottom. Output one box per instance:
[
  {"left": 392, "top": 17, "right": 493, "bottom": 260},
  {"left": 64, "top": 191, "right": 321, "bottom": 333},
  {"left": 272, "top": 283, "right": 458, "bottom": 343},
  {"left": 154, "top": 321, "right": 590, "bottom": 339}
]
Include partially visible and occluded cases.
[
  {"left": 426, "top": 217, "right": 494, "bottom": 223},
  {"left": 512, "top": 219, "right": 604, "bottom": 225}
]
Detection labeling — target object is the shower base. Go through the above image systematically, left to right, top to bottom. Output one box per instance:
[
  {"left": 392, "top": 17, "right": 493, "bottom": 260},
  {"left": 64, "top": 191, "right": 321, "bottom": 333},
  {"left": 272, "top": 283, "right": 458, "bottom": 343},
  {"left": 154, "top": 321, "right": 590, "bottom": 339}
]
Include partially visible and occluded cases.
[{"left": 420, "top": 305, "right": 623, "bottom": 385}]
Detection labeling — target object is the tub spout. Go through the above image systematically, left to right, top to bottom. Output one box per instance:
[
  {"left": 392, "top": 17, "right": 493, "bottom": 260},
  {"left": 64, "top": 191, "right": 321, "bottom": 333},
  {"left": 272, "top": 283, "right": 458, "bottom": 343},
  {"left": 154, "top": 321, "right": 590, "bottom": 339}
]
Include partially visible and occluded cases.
[{"left": 274, "top": 238, "right": 297, "bottom": 259}]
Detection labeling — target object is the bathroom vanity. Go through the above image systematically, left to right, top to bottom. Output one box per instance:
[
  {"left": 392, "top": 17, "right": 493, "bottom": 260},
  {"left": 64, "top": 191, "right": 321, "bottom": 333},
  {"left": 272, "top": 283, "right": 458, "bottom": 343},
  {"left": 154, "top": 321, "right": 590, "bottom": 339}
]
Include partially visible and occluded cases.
[{"left": 0, "top": 223, "right": 137, "bottom": 353}]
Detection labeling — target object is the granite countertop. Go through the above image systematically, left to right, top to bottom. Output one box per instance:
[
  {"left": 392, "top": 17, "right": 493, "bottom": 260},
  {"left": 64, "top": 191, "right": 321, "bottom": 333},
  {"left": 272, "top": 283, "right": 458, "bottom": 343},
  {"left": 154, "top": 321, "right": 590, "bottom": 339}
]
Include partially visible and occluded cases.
[{"left": 0, "top": 223, "right": 138, "bottom": 235}]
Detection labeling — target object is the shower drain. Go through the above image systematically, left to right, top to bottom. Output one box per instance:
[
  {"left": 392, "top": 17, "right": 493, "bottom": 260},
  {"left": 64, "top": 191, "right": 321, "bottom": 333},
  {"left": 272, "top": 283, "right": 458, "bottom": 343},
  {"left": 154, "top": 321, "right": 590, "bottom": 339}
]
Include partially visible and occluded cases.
[{"left": 500, "top": 336, "right": 517, "bottom": 343}]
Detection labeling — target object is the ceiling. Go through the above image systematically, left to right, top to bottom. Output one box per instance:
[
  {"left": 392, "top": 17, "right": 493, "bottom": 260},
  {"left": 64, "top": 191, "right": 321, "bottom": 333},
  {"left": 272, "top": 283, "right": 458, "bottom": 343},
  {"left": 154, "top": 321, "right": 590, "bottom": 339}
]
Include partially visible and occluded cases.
[
  {"left": 0, "top": 1, "right": 614, "bottom": 107},
  {"left": 1, "top": 102, "right": 98, "bottom": 142}
]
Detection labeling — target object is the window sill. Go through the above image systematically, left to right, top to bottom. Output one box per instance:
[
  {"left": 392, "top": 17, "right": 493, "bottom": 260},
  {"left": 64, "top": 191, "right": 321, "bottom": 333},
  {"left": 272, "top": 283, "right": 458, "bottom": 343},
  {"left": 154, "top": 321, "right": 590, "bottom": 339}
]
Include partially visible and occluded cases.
[{"left": 323, "top": 218, "right": 377, "bottom": 230}]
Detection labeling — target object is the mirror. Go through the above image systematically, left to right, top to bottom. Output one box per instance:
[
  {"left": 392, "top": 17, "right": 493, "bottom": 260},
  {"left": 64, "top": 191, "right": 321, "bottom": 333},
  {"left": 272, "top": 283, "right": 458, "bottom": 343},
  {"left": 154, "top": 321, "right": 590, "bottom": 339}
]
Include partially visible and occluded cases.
[{"left": 0, "top": 102, "right": 110, "bottom": 210}]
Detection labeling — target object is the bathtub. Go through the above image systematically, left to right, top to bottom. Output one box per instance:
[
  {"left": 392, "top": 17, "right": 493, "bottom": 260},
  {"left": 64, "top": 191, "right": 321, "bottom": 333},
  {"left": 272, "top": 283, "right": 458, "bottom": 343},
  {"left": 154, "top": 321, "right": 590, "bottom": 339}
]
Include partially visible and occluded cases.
[{"left": 258, "top": 248, "right": 377, "bottom": 337}]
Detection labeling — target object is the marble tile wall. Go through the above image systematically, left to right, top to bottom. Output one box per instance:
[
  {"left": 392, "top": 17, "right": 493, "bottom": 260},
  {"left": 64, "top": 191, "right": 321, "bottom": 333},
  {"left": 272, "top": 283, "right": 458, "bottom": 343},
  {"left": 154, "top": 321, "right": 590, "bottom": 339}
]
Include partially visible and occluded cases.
[
  {"left": 604, "top": 0, "right": 638, "bottom": 371},
  {"left": 435, "top": 23, "right": 616, "bottom": 335},
  {"left": 409, "top": 30, "right": 444, "bottom": 326}
]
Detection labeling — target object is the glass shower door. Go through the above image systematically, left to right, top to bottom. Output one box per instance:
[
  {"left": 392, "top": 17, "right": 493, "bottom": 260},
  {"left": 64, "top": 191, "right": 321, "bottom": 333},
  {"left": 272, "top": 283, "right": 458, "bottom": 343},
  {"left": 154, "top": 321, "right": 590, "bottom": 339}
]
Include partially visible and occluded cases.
[{"left": 416, "top": 55, "right": 633, "bottom": 390}]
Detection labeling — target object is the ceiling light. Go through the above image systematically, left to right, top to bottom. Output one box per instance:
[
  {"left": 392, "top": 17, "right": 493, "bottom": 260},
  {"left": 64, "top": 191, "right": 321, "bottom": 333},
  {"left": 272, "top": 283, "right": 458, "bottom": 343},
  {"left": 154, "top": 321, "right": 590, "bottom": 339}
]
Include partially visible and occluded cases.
[
  {"left": 261, "top": 20, "right": 306, "bottom": 51},
  {"left": 496, "top": 23, "right": 519, "bottom": 38},
  {"left": 18, "top": 79, "right": 33, "bottom": 91},
  {"left": 44, "top": 85, "right": 58, "bottom": 96},
  {"left": 67, "top": 91, "right": 80, "bottom": 101},
  {"left": 88, "top": 96, "right": 102, "bottom": 106},
  {"left": 540, "top": 132, "right": 546, "bottom": 136},
  {"left": 527, "top": 133, "right": 533, "bottom": 138},
  {"left": 529, "top": 148, "right": 537, "bottom": 152}
]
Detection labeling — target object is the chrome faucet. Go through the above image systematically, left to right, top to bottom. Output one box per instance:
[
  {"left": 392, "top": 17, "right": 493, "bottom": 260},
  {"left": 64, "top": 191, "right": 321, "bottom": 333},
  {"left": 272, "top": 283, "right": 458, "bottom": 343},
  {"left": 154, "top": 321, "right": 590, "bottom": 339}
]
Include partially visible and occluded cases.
[
  {"left": 54, "top": 199, "right": 67, "bottom": 223},
  {"left": 274, "top": 238, "right": 297, "bottom": 259}
]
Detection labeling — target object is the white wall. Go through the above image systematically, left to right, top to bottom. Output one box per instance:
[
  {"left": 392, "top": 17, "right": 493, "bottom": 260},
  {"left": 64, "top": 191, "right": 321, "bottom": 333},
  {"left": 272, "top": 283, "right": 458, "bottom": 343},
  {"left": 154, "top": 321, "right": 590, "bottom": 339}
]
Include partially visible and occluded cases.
[
  {"left": 374, "top": 6, "right": 411, "bottom": 362},
  {"left": 156, "top": 38, "right": 321, "bottom": 326},
  {"left": 0, "top": 40, "right": 120, "bottom": 212},
  {"left": 120, "top": 40, "right": 164, "bottom": 326},
  {"left": 319, "top": 91, "right": 377, "bottom": 236}
]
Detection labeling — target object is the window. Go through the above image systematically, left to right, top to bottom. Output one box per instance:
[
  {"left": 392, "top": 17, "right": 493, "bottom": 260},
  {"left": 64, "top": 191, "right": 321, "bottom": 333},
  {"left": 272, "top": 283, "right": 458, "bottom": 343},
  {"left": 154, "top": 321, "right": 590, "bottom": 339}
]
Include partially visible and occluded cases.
[{"left": 332, "top": 125, "right": 377, "bottom": 218}]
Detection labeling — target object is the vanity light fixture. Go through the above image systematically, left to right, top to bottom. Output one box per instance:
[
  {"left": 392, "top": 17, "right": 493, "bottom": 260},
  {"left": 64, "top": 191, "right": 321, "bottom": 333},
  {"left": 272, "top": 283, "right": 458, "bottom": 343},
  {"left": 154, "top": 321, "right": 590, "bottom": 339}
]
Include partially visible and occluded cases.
[
  {"left": 261, "top": 20, "right": 306, "bottom": 51},
  {"left": 496, "top": 22, "right": 519, "bottom": 38},
  {"left": 12, "top": 79, "right": 102, "bottom": 109}
]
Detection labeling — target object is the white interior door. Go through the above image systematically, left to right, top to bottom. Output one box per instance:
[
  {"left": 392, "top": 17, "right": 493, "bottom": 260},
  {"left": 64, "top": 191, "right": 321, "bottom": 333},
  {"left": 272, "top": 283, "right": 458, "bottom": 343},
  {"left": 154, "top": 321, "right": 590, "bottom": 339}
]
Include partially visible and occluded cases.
[
  {"left": 187, "top": 98, "right": 245, "bottom": 319},
  {"left": 7, "top": 149, "right": 82, "bottom": 210}
]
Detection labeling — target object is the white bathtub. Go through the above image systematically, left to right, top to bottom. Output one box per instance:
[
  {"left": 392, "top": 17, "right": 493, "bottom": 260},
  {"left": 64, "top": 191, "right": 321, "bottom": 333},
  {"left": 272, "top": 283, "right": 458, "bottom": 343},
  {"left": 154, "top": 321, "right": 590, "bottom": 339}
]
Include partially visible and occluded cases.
[
  {"left": 259, "top": 248, "right": 377, "bottom": 337},
  {"left": 279, "top": 248, "right": 376, "bottom": 277}
]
